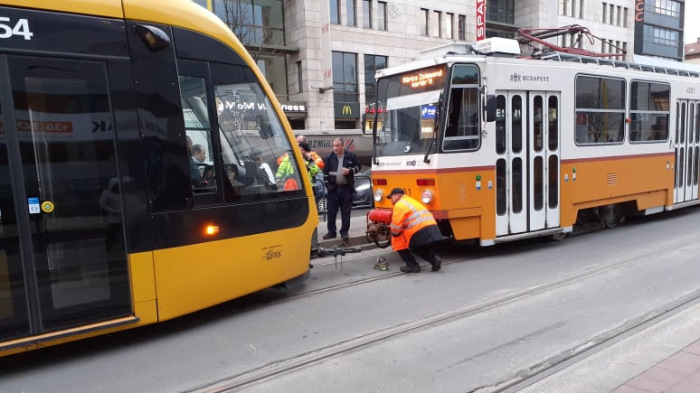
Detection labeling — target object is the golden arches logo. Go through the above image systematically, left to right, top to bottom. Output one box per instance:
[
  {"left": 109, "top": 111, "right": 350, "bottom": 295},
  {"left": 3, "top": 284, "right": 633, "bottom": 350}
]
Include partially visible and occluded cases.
[{"left": 342, "top": 105, "right": 352, "bottom": 115}]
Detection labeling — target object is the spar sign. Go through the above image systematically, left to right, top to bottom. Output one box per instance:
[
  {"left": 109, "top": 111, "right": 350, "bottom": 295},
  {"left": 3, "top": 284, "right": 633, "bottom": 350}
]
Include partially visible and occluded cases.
[{"left": 476, "top": 0, "right": 485, "bottom": 41}]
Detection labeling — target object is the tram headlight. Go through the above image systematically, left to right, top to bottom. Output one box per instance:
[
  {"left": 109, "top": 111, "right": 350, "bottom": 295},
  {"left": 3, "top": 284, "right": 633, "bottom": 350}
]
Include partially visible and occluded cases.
[
  {"left": 374, "top": 189, "right": 384, "bottom": 202},
  {"left": 421, "top": 190, "right": 434, "bottom": 204}
]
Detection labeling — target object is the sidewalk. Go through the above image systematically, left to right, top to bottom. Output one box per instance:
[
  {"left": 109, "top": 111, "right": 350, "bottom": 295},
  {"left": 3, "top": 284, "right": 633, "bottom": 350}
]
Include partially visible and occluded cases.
[
  {"left": 315, "top": 210, "right": 374, "bottom": 249},
  {"left": 518, "top": 301, "right": 700, "bottom": 393},
  {"left": 611, "top": 340, "right": 700, "bottom": 393}
]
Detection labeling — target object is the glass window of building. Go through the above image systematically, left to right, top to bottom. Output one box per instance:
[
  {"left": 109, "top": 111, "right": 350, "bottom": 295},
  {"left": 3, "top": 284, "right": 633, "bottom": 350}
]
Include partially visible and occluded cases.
[
  {"left": 193, "top": 0, "right": 208, "bottom": 8},
  {"left": 213, "top": 0, "right": 285, "bottom": 47},
  {"left": 330, "top": 0, "right": 340, "bottom": 24},
  {"left": 347, "top": 0, "right": 356, "bottom": 26},
  {"left": 363, "top": 0, "right": 372, "bottom": 28},
  {"left": 487, "top": 0, "right": 514, "bottom": 24},
  {"left": 651, "top": 0, "right": 680, "bottom": 18},
  {"left": 211, "top": 1, "right": 287, "bottom": 101},
  {"left": 377, "top": 1, "right": 387, "bottom": 31},
  {"left": 602, "top": 3, "right": 607, "bottom": 23},
  {"left": 421, "top": 9, "right": 429, "bottom": 36},
  {"left": 433, "top": 11, "right": 441, "bottom": 37},
  {"left": 445, "top": 13, "right": 453, "bottom": 39},
  {"left": 458, "top": 15, "right": 466, "bottom": 40},
  {"left": 646, "top": 25, "right": 679, "bottom": 47},
  {"left": 332, "top": 51, "right": 358, "bottom": 103},
  {"left": 364, "top": 54, "right": 387, "bottom": 106},
  {"left": 255, "top": 55, "right": 288, "bottom": 102},
  {"left": 296, "top": 61, "right": 303, "bottom": 93}
]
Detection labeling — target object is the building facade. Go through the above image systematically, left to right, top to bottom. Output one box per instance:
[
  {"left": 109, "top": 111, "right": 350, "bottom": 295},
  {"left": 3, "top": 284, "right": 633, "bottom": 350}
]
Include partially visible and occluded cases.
[{"left": 193, "top": 0, "right": 687, "bottom": 131}]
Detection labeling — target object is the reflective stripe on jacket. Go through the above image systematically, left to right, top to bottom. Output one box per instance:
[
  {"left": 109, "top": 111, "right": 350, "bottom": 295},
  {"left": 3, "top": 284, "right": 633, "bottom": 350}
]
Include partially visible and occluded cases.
[
  {"left": 310, "top": 151, "right": 324, "bottom": 170},
  {"left": 390, "top": 195, "right": 437, "bottom": 251}
]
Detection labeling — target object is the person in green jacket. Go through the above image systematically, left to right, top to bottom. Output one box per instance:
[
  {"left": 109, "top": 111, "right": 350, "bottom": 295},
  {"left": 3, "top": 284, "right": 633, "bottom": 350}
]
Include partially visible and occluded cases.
[{"left": 275, "top": 142, "right": 318, "bottom": 188}]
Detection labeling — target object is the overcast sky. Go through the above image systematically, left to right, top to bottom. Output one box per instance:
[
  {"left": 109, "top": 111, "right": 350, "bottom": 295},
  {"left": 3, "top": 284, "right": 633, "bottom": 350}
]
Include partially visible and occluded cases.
[{"left": 685, "top": 1, "right": 699, "bottom": 44}]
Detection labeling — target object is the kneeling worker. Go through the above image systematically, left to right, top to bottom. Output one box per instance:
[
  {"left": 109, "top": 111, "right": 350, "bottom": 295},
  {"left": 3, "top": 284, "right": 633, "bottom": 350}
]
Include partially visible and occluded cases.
[{"left": 387, "top": 188, "right": 443, "bottom": 273}]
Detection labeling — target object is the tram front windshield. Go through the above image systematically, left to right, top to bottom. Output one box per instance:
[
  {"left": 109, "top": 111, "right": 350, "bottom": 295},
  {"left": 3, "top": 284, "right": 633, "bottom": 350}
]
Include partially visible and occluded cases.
[{"left": 374, "top": 65, "right": 446, "bottom": 156}]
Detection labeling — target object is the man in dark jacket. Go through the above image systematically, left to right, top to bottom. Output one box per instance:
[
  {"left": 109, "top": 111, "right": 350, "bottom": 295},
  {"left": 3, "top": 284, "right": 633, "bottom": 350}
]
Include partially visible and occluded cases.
[{"left": 323, "top": 137, "right": 361, "bottom": 243}]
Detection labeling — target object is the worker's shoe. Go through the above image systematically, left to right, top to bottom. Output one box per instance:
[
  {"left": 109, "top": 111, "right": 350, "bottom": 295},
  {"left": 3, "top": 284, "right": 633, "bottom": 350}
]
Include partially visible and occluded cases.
[
  {"left": 322, "top": 233, "right": 336, "bottom": 239},
  {"left": 431, "top": 256, "right": 442, "bottom": 272},
  {"left": 400, "top": 265, "right": 421, "bottom": 273}
]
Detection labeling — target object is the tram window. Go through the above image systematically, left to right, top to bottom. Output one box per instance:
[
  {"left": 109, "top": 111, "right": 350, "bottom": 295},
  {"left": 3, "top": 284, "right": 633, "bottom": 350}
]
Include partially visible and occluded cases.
[
  {"left": 210, "top": 62, "right": 301, "bottom": 198},
  {"left": 451, "top": 65, "right": 479, "bottom": 84},
  {"left": 575, "top": 75, "right": 625, "bottom": 145},
  {"left": 180, "top": 76, "right": 218, "bottom": 193},
  {"left": 443, "top": 87, "right": 480, "bottom": 151},
  {"left": 496, "top": 95, "right": 506, "bottom": 154},
  {"left": 512, "top": 95, "right": 523, "bottom": 153},
  {"left": 533, "top": 96, "right": 543, "bottom": 152},
  {"left": 548, "top": 96, "right": 558, "bottom": 150},
  {"left": 676, "top": 102, "right": 681, "bottom": 144},
  {"left": 680, "top": 102, "right": 686, "bottom": 144},
  {"left": 574, "top": 111, "right": 624, "bottom": 144},
  {"left": 693, "top": 146, "right": 700, "bottom": 186},
  {"left": 679, "top": 148, "right": 685, "bottom": 187},
  {"left": 688, "top": 149, "right": 694, "bottom": 187},
  {"left": 548, "top": 155, "right": 558, "bottom": 209},
  {"left": 534, "top": 156, "right": 543, "bottom": 211},
  {"left": 496, "top": 158, "right": 506, "bottom": 215},
  {"left": 512, "top": 158, "right": 523, "bottom": 214}
]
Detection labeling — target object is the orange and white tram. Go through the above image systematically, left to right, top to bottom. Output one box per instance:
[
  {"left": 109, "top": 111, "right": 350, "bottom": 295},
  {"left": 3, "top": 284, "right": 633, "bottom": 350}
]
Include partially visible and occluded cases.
[{"left": 366, "top": 37, "right": 700, "bottom": 246}]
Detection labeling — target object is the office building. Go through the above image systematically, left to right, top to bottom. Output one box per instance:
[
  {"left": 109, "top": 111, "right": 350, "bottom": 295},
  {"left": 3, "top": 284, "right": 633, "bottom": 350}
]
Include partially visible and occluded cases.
[{"left": 193, "top": 0, "right": 686, "bottom": 131}]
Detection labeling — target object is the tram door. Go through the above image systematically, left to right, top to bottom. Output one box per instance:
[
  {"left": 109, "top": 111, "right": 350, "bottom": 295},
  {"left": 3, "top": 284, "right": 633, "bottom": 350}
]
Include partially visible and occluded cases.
[
  {"left": 0, "top": 56, "right": 131, "bottom": 341},
  {"left": 495, "top": 91, "right": 560, "bottom": 236},
  {"left": 674, "top": 100, "right": 700, "bottom": 203}
]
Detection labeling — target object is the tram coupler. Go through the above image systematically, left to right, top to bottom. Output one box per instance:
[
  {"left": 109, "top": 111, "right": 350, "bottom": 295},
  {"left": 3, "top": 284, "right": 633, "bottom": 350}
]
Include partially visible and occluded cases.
[{"left": 366, "top": 209, "right": 392, "bottom": 249}]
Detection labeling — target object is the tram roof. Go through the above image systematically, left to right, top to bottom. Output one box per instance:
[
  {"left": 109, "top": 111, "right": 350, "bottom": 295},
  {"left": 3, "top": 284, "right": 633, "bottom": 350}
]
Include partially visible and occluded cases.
[
  {"left": 0, "top": 0, "right": 248, "bottom": 63},
  {"left": 1, "top": 0, "right": 267, "bottom": 102},
  {"left": 376, "top": 49, "right": 700, "bottom": 81}
]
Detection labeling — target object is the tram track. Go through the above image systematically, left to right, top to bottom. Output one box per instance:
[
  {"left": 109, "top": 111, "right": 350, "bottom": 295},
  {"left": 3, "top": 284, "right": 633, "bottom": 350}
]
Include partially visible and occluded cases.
[
  {"left": 190, "top": 233, "right": 700, "bottom": 393},
  {"left": 476, "top": 288, "right": 700, "bottom": 393}
]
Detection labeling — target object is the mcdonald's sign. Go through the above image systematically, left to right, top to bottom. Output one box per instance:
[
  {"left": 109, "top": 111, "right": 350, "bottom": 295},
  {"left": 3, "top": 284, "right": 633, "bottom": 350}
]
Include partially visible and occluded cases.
[{"left": 334, "top": 102, "right": 360, "bottom": 118}]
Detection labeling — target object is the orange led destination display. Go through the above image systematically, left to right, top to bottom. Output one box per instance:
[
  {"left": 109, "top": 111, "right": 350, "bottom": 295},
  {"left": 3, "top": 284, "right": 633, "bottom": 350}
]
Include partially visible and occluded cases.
[{"left": 401, "top": 68, "right": 445, "bottom": 89}]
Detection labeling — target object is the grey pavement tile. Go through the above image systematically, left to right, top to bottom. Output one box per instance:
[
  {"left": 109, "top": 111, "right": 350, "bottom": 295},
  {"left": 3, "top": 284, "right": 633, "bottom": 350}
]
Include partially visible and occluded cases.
[
  {"left": 682, "top": 341, "right": 700, "bottom": 356},
  {"left": 655, "top": 352, "right": 700, "bottom": 375},
  {"left": 640, "top": 366, "right": 686, "bottom": 385},
  {"left": 626, "top": 375, "right": 672, "bottom": 392},
  {"left": 666, "top": 381, "right": 700, "bottom": 393},
  {"left": 611, "top": 384, "right": 648, "bottom": 393}
]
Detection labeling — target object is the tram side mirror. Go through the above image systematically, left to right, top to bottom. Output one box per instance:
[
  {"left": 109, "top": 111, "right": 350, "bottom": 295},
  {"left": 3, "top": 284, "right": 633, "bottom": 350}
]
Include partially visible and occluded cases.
[
  {"left": 133, "top": 24, "right": 171, "bottom": 52},
  {"left": 485, "top": 94, "right": 497, "bottom": 123}
]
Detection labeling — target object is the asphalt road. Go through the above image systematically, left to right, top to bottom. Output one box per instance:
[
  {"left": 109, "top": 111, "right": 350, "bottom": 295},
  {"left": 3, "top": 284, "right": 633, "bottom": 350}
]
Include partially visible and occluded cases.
[{"left": 2, "top": 207, "right": 700, "bottom": 393}]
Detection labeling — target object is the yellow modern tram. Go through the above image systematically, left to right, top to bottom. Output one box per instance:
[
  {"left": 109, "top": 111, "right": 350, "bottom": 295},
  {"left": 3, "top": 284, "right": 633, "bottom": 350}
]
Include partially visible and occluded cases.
[
  {"left": 0, "top": 0, "right": 318, "bottom": 356},
  {"left": 366, "top": 36, "right": 700, "bottom": 246}
]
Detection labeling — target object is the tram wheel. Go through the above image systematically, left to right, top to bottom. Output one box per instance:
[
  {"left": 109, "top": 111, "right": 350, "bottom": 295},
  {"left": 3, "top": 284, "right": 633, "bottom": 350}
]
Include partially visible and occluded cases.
[
  {"left": 601, "top": 204, "right": 623, "bottom": 229},
  {"left": 551, "top": 232, "right": 568, "bottom": 241}
]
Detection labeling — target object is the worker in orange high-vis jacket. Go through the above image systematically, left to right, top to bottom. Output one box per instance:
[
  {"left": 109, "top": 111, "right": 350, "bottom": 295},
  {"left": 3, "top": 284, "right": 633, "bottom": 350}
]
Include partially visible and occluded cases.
[
  {"left": 296, "top": 134, "right": 324, "bottom": 169},
  {"left": 387, "top": 188, "right": 443, "bottom": 273}
]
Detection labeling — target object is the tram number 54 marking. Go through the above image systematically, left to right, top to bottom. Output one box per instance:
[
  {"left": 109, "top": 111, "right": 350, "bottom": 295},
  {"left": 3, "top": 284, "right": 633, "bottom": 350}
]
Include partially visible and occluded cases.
[
  {"left": 0, "top": 17, "right": 34, "bottom": 40},
  {"left": 688, "top": 87, "right": 696, "bottom": 95}
]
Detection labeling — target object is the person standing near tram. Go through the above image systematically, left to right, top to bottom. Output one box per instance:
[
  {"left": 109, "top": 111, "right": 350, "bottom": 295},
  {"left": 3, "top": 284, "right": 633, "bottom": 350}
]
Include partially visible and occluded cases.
[
  {"left": 296, "top": 134, "right": 324, "bottom": 170},
  {"left": 322, "top": 137, "right": 361, "bottom": 243},
  {"left": 387, "top": 188, "right": 443, "bottom": 273}
]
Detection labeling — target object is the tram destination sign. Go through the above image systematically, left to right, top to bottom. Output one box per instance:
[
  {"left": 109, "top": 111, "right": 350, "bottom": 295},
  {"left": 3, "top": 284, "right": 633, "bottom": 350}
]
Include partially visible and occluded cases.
[{"left": 401, "top": 68, "right": 445, "bottom": 89}]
